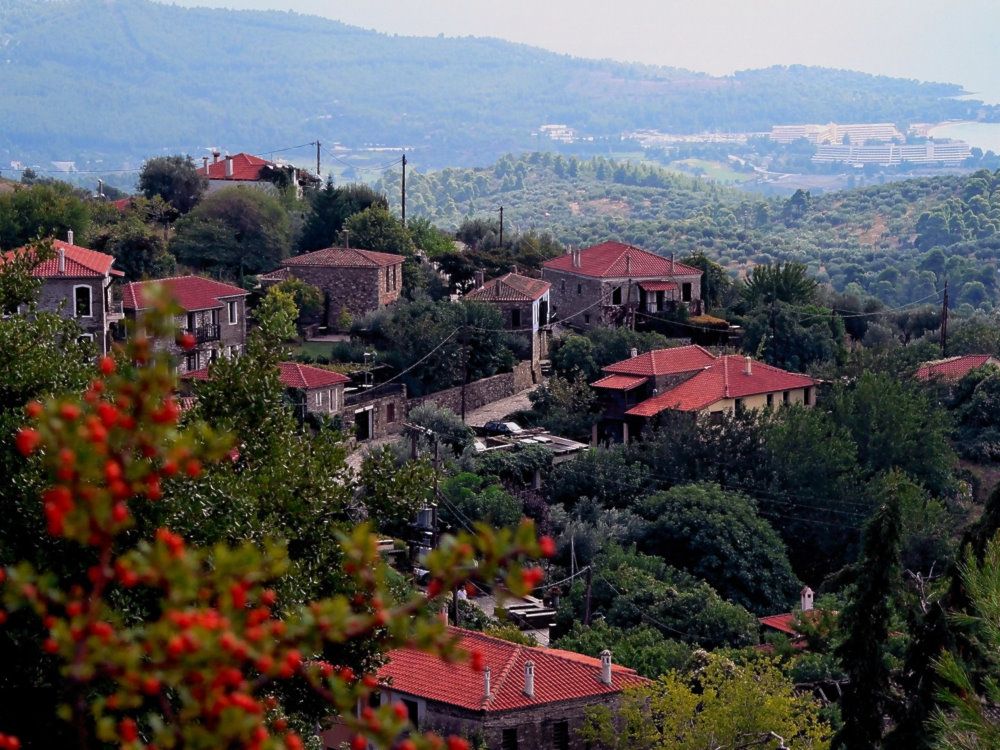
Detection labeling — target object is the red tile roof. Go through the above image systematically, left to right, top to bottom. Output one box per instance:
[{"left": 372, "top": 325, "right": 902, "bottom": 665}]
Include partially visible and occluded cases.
[
  {"left": 197, "top": 153, "right": 272, "bottom": 182},
  {"left": 8, "top": 239, "right": 121, "bottom": 278},
  {"left": 542, "top": 241, "right": 701, "bottom": 278},
  {"left": 283, "top": 247, "right": 404, "bottom": 269},
  {"left": 465, "top": 272, "right": 551, "bottom": 302},
  {"left": 121, "top": 276, "right": 247, "bottom": 312},
  {"left": 638, "top": 280, "right": 678, "bottom": 292},
  {"left": 603, "top": 345, "right": 716, "bottom": 377},
  {"left": 915, "top": 354, "right": 1000, "bottom": 382},
  {"left": 626, "top": 355, "right": 818, "bottom": 416},
  {"left": 184, "top": 362, "right": 349, "bottom": 390},
  {"left": 277, "top": 362, "right": 350, "bottom": 389},
  {"left": 591, "top": 374, "right": 648, "bottom": 391},
  {"left": 758, "top": 613, "right": 799, "bottom": 636},
  {"left": 378, "top": 627, "right": 646, "bottom": 712}
]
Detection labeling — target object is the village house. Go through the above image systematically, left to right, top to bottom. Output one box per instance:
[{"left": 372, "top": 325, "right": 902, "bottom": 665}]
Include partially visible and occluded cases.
[
  {"left": 196, "top": 151, "right": 320, "bottom": 198},
  {"left": 7, "top": 232, "right": 124, "bottom": 355},
  {"left": 541, "top": 241, "right": 702, "bottom": 330},
  {"left": 259, "top": 245, "right": 405, "bottom": 330},
  {"left": 465, "top": 270, "right": 551, "bottom": 372},
  {"left": 120, "top": 276, "right": 248, "bottom": 374},
  {"left": 593, "top": 347, "right": 818, "bottom": 443},
  {"left": 914, "top": 354, "right": 1000, "bottom": 382},
  {"left": 184, "top": 361, "right": 350, "bottom": 419},
  {"left": 323, "top": 626, "right": 647, "bottom": 750}
]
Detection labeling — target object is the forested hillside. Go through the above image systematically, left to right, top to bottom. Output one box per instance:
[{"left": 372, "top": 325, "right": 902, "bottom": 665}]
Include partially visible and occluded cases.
[
  {"left": 0, "top": 0, "right": 992, "bottom": 173},
  {"left": 380, "top": 154, "right": 1000, "bottom": 310}
]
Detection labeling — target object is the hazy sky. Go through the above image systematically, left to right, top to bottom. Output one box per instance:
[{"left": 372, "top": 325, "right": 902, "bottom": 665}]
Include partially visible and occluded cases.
[{"left": 171, "top": 0, "right": 1000, "bottom": 101}]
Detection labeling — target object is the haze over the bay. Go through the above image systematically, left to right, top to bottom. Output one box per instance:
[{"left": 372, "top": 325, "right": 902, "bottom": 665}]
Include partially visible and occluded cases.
[{"left": 171, "top": 0, "right": 1000, "bottom": 104}]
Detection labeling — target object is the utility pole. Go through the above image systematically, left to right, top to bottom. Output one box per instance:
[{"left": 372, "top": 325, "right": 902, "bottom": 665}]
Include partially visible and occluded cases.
[
  {"left": 315, "top": 141, "right": 321, "bottom": 178},
  {"left": 401, "top": 153, "right": 407, "bottom": 227},
  {"left": 498, "top": 205, "right": 503, "bottom": 248},
  {"left": 940, "top": 280, "right": 949, "bottom": 357},
  {"left": 461, "top": 311, "right": 468, "bottom": 422},
  {"left": 583, "top": 566, "right": 593, "bottom": 626}
]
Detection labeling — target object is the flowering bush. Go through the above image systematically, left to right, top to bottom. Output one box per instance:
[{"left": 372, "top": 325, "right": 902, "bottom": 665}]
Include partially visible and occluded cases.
[{"left": 1, "top": 291, "right": 550, "bottom": 750}]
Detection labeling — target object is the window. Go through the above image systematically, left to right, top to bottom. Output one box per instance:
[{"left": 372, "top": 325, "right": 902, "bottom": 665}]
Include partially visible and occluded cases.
[
  {"left": 393, "top": 264, "right": 398, "bottom": 290},
  {"left": 386, "top": 267, "right": 391, "bottom": 292},
  {"left": 560, "top": 280, "right": 565, "bottom": 292},
  {"left": 682, "top": 282, "right": 692, "bottom": 302},
  {"left": 576, "top": 283, "right": 582, "bottom": 295},
  {"left": 74, "top": 285, "right": 92, "bottom": 317},
  {"left": 612, "top": 286, "right": 622, "bottom": 305},
  {"left": 656, "top": 291, "right": 665, "bottom": 311},
  {"left": 227, "top": 300, "right": 238, "bottom": 325},
  {"left": 211, "top": 309, "right": 220, "bottom": 326},
  {"left": 511, "top": 309, "right": 521, "bottom": 327},
  {"left": 583, "top": 313, "right": 590, "bottom": 325},
  {"left": 77, "top": 333, "right": 95, "bottom": 346},
  {"left": 186, "top": 352, "right": 197, "bottom": 372},
  {"left": 803, "top": 387, "right": 812, "bottom": 406},
  {"left": 332, "top": 388, "right": 339, "bottom": 411},
  {"left": 783, "top": 390, "right": 790, "bottom": 405},
  {"left": 315, "top": 391, "right": 324, "bottom": 406},
  {"left": 766, "top": 393, "right": 774, "bottom": 408},
  {"left": 735, "top": 398, "right": 745, "bottom": 414},
  {"left": 386, "top": 403, "right": 395, "bottom": 423},
  {"left": 401, "top": 699, "right": 419, "bottom": 727},
  {"left": 553, "top": 721, "right": 569, "bottom": 750},
  {"left": 501, "top": 728, "right": 518, "bottom": 750}
]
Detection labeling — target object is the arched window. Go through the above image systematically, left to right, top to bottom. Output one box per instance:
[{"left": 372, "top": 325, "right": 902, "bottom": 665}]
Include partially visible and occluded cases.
[{"left": 74, "top": 285, "right": 92, "bottom": 317}]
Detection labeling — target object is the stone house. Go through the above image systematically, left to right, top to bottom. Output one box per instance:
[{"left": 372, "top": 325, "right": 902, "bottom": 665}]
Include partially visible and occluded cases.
[
  {"left": 196, "top": 151, "right": 320, "bottom": 199},
  {"left": 7, "top": 233, "right": 125, "bottom": 355},
  {"left": 541, "top": 241, "right": 702, "bottom": 330},
  {"left": 260, "top": 246, "right": 405, "bottom": 329},
  {"left": 465, "top": 271, "right": 551, "bottom": 369},
  {"left": 120, "top": 276, "right": 248, "bottom": 374},
  {"left": 593, "top": 347, "right": 818, "bottom": 443},
  {"left": 184, "top": 361, "right": 350, "bottom": 419},
  {"left": 327, "top": 626, "right": 647, "bottom": 750}
]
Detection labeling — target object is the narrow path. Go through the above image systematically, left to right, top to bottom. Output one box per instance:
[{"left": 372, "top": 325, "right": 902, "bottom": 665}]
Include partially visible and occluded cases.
[{"left": 463, "top": 386, "right": 537, "bottom": 427}]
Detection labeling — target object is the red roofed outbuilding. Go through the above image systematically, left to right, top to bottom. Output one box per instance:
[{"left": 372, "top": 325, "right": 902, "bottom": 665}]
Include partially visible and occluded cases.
[
  {"left": 6, "top": 232, "right": 125, "bottom": 355},
  {"left": 542, "top": 241, "right": 702, "bottom": 329},
  {"left": 120, "top": 276, "right": 248, "bottom": 374},
  {"left": 594, "top": 348, "right": 818, "bottom": 443},
  {"left": 915, "top": 354, "right": 1000, "bottom": 382},
  {"left": 342, "top": 627, "right": 647, "bottom": 750}
]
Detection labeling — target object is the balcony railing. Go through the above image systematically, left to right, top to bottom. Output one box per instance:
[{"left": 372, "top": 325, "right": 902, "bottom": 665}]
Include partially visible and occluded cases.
[{"left": 185, "top": 324, "right": 220, "bottom": 343}]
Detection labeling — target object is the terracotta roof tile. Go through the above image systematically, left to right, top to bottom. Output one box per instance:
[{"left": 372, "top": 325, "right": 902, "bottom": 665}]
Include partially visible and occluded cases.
[
  {"left": 197, "top": 152, "right": 272, "bottom": 182},
  {"left": 8, "top": 239, "right": 120, "bottom": 278},
  {"left": 542, "top": 241, "right": 701, "bottom": 278},
  {"left": 283, "top": 247, "right": 404, "bottom": 269},
  {"left": 465, "top": 272, "right": 551, "bottom": 302},
  {"left": 121, "top": 276, "right": 247, "bottom": 312},
  {"left": 638, "top": 280, "right": 678, "bottom": 292},
  {"left": 603, "top": 345, "right": 716, "bottom": 377},
  {"left": 915, "top": 354, "right": 1000, "bottom": 382},
  {"left": 626, "top": 355, "right": 818, "bottom": 415},
  {"left": 184, "top": 362, "right": 349, "bottom": 390},
  {"left": 591, "top": 374, "right": 648, "bottom": 391},
  {"left": 378, "top": 627, "right": 646, "bottom": 712}
]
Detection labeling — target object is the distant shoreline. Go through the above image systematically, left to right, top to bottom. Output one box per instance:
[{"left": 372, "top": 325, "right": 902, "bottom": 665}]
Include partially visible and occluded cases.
[{"left": 926, "top": 120, "right": 1000, "bottom": 153}]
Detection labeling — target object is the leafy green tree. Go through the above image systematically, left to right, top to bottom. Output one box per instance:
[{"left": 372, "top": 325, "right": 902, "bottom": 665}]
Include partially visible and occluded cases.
[
  {"left": 137, "top": 154, "right": 207, "bottom": 214},
  {"left": 0, "top": 181, "right": 90, "bottom": 250},
  {"left": 298, "top": 181, "right": 388, "bottom": 253},
  {"left": 171, "top": 186, "right": 292, "bottom": 279},
  {"left": 343, "top": 205, "right": 415, "bottom": 258},
  {"left": 89, "top": 213, "right": 176, "bottom": 281},
  {"left": 407, "top": 216, "right": 455, "bottom": 257},
  {"left": 741, "top": 261, "right": 818, "bottom": 308},
  {"left": 271, "top": 276, "right": 323, "bottom": 321},
  {"left": 550, "top": 335, "right": 599, "bottom": 381},
  {"left": 526, "top": 371, "right": 597, "bottom": 440},
  {"left": 404, "top": 402, "right": 475, "bottom": 456},
  {"left": 439, "top": 473, "right": 522, "bottom": 530},
  {"left": 634, "top": 483, "right": 800, "bottom": 615},
  {"left": 553, "top": 620, "right": 691, "bottom": 679},
  {"left": 581, "top": 652, "right": 831, "bottom": 749}
]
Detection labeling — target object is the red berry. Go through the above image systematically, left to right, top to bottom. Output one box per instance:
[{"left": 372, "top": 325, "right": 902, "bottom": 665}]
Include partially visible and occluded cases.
[
  {"left": 98, "top": 356, "right": 115, "bottom": 376},
  {"left": 24, "top": 401, "right": 42, "bottom": 419},
  {"left": 14, "top": 428, "right": 41, "bottom": 456},
  {"left": 538, "top": 535, "right": 556, "bottom": 558},
  {"left": 119, "top": 718, "right": 138, "bottom": 743},
  {"left": 350, "top": 735, "right": 367, "bottom": 750},
  {"left": 448, "top": 737, "right": 470, "bottom": 750}
]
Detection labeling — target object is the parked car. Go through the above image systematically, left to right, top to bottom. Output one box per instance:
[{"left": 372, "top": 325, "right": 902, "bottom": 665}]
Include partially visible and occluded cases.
[{"left": 483, "top": 420, "right": 524, "bottom": 435}]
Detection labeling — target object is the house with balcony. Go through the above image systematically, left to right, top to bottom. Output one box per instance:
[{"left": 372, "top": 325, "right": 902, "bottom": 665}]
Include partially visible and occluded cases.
[
  {"left": 7, "top": 232, "right": 124, "bottom": 355},
  {"left": 541, "top": 242, "right": 702, "bottom": 331},
  {"left": 465, "top": 270, "right": 551, "bottom": 371},
  {"left": 120, "top": 276, "right": 248, "bottom": 374},
  {"left": 593, "top": 347, "right": 818, "bottom": 442},
  {"left": 323, "top": 626, "right": 647, "bottom": 750}
]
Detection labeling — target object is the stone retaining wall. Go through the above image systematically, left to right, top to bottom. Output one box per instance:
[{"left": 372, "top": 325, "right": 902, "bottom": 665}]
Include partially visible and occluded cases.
[{"left": 407, "top": 362, "right": 535, "bottom": 416}]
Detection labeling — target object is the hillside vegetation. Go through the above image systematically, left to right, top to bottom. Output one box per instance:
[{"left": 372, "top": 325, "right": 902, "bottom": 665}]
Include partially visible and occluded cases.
[{"left": 0, "top": 0, "right": 993, "bottom": 173}]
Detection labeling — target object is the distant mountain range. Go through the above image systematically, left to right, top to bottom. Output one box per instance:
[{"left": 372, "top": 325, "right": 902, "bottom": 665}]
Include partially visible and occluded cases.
[{"left": 1, "top": 0, "right": 995, "bottom": 182}]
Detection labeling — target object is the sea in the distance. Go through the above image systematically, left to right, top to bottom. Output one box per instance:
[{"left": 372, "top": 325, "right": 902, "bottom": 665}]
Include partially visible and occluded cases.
[{"left": 929, "top": 121, "right": 1000, "bottom": 154}]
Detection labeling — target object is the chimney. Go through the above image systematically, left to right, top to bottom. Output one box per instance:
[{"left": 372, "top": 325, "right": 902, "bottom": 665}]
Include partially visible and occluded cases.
[
  {"left": 212, "top": 150, "right": 220, "bottom": 164},
  {"left": 225, "top": 154, "right": 233, "bottom": 178},
  {"left": 203, "top": 156, "right": 209, "bottom": 173},
  {"left": 67, "top": 229, "right": 74, "bottom": 246},
  {"left": 343, "top": 229, "right": 350, "bottom": 249},
  {"left": 565, "top": 245, "right": 572, "bottom": 256},
  {"left": 58, "top": 248, "right": 65, "bottom": 274},
  {"left": 572, "top": 249, "right": 580, "bottom": 269},
  {"left": 625, "top": 252, "right": 631, "bottom": 275},
  {"left": 511, "top": 264, "right": 518, "bottom": 274},
  {"left": 474, "top": 270, "right": 485, "bottom": 288},
  {"left": 630, "top": 347, "right": 638, "bottom": 358},
  {"left": 744, "top": 355, "right": 752, "bottom": 375},
  {"left": 801, "top": 586, "right": 814, "bottom": 612},
  {"left": 600, "top": 650, "right": 612, "bottom": 686},
  {"left": 523, "top": 661, "right": 534, "bottom": 698},
  {"left": 483, "top": 667, "right": 491, "bottom": 698}
]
